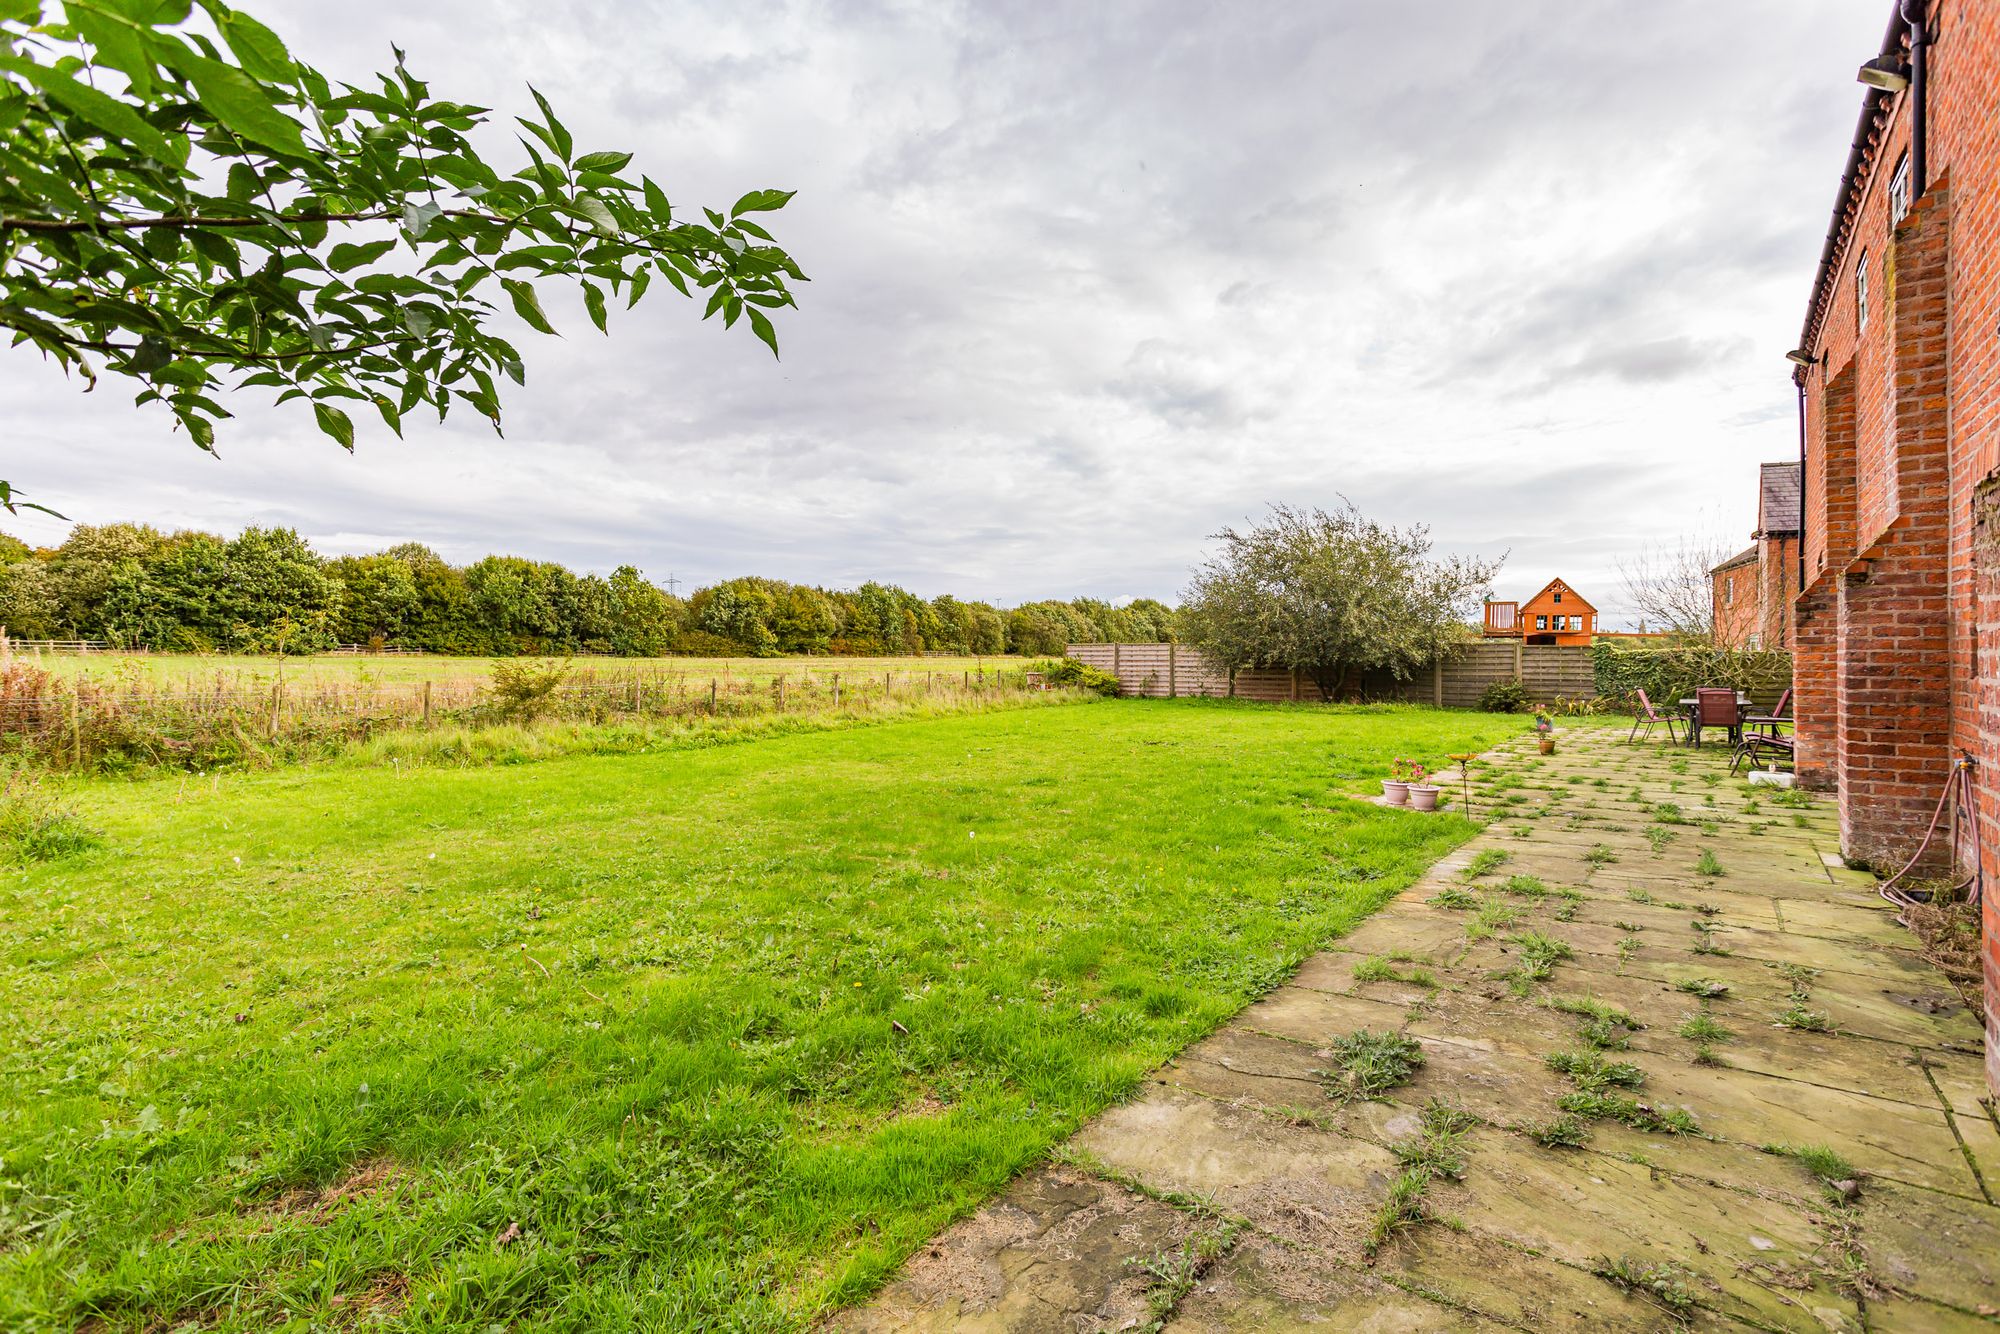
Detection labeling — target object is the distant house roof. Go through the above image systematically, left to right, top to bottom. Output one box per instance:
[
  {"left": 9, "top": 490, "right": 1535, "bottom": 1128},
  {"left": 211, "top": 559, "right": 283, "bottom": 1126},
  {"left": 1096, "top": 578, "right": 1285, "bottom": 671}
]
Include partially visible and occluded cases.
[
  {"left": 1758, "top": 461, "right": 1801, "bottom": 535},
  {"left": 1711, "top": 545, "right": 1758, "bottom": 575},
  {"left": 1521, "top": 578, "right": 1595, "bottom": 612}
]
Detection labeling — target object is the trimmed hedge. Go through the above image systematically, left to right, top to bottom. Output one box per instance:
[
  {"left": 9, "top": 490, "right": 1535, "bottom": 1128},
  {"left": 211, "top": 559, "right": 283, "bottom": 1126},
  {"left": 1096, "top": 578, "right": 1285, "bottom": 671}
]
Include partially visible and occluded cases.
[{"left": 1591, "top": 641, "right": 1792, "bottom": 712}]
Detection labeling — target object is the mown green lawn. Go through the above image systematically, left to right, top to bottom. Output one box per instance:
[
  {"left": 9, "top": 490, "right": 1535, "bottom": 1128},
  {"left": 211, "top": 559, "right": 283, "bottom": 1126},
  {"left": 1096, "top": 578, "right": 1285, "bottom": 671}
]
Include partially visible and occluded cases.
[{"left": 1, "top": 699, "right": 1513, "bottom": 1330}]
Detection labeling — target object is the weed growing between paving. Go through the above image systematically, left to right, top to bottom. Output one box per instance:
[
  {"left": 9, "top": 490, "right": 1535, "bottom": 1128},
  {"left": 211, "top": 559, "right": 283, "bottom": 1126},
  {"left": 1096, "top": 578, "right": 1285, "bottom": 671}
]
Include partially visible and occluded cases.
[
  {"left": 0, "top": 700, "right": 1503, "bottom": 1327},
  {"left": 1461, "top": 848, "right": 1510, "bottom": 880},
  {"left": 1463, "top": 898, "right": 1523, "bottom": 940},
  {"left": 1505, "top": 931, "right": 1574, "bottom": 994},
  {"left": 1352, "top": 955, "right": 1438, "bottom": 990},
  {"left": 1771, "top": 963, "right": 1831, "bottom": 1031},
  {"left": 1549, "top": 996, "right": 1642, "bottom": 1050},
  {"left": 1677, "top": 1011, "right": 1733, "bottom": 1045},
  {"left": 1323, "top": 1031, "right": 1427, "bottom": 1102},
  {"left": 1545, "top": 1050, "right": 1643, "bottom": 1092},
  {"left": 1367, "top": 1101, "right": 1475, "bottom": 1256},
  {"left": 1525, "top": 1112, "right": 1590, "bottom": 1149},
  {"left": 1130, "top": 1222, "right": 1242, "bottom": 1329},
  {"left": 1593, "top": 1257, "right": 1699, "bottom": 1317}
]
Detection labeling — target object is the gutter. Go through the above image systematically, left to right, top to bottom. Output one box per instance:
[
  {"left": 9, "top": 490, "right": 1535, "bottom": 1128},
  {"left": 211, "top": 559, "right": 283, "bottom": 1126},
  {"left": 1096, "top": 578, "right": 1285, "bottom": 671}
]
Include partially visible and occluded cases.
[{"left": 1795, "top": 4, "right": 1914, "bottom": 356}]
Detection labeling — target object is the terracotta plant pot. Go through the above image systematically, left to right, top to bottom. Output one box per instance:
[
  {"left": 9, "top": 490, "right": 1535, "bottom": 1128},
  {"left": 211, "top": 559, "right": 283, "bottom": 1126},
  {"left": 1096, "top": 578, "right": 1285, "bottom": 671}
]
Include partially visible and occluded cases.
[
  {"left": 1538, "top": 737, "right": 1555, "bottom": 755},
  {"left": 1381, "top": 779, "right": 1410, "bottom": 806},
  {"left": 1407, "top": 785, "right": 1440, "bottom": 812}
]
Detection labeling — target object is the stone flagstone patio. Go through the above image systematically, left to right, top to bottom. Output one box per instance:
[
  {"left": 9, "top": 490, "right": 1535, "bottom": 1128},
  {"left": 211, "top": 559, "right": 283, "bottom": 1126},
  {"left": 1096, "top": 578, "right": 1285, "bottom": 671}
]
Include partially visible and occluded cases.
[{"left": 832, "top": 721, "right": 1998, "bottom": 1332}]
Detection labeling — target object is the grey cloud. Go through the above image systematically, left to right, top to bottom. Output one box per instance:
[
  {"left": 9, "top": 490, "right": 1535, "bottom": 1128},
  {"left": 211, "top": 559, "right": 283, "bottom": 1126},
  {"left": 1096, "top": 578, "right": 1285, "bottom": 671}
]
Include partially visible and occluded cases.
[{"left": 1, "top": 0, "right": 1894, "bottom": 624}]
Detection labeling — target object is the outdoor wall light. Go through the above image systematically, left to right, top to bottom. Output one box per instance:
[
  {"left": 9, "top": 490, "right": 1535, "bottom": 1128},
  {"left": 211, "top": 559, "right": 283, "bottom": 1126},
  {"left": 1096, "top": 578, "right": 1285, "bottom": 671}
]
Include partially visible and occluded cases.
[
  {"left": 1856, "top": 55, "right": 1909, "bottom": 92},
  {"left": 1785, "top": 349, "right": 1820, "bottom": 368}
]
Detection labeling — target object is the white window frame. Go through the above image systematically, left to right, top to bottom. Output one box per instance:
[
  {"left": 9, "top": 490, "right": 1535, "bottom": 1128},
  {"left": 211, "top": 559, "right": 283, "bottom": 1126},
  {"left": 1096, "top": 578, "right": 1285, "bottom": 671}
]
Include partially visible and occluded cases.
[
  {"left": 1890, "top": 152, "right": 1911, "bottom": 223},
  {"left": 1857, "top": 249, "right": 1870, "bottom": 328}
]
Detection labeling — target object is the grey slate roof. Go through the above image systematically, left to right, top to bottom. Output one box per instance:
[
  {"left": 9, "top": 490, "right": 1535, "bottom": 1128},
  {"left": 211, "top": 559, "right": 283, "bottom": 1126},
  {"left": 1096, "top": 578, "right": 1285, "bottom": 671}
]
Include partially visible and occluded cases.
[
  {"left": 1759, "top": 461, "right": 1801, "bottom": 535},
  {"left": 1711, "top": 545, "right": 1758, "bottom": 575}
]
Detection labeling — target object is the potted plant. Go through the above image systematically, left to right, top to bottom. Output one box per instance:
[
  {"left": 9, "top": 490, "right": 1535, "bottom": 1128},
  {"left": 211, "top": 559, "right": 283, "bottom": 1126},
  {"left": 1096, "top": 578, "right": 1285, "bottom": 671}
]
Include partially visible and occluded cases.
[
  {"left": 1534, "top": 712, "right": 1555, "bottom": 755},
  {"left": 1382, "top": 757, "right": 1413, "bottom": 806},
  {"left": 1407, "top": 762, "right": 1441, "bottom": 812}
]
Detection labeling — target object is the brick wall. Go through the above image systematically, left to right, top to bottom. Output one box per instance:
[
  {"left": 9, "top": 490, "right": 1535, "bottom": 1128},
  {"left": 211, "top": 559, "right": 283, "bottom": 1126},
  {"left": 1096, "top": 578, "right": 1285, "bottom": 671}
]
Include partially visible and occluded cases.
[
  {"left": 1791, "top": 0, "right": 1999, "bottom": 1090},
  {"left": 1758, "top": 535, "right": 1801, "bottom": 650},
  {"left": 1711, "top": 560, "right": 1759, "bottom": 646}
]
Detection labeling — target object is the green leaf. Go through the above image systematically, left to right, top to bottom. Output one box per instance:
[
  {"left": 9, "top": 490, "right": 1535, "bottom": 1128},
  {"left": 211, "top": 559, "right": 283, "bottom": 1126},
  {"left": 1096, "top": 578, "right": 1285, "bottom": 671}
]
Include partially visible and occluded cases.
[
  {"left": 67, "top": 2, "right": 155, "bottom": 98},
  {"left": 218, "top": 10, "right": 293, "bottom": 84},
  {"left": 175, "top": 51, "right": 308, "bottom": 155},
  {"left": 0, "top": 52, "right": 180, "bottom": 163},
  {"left": 527, "top": 84, "right": 571, "bottom": 162},
  {"left": 573, "top": 149, "right": 632, "bottom": 173},
  {"left": 641, "top": 177, "right": 671, "bottom": 219},
  {"left": 730, "top": 188, "right": 797, "bottom": 216},
  {"left": 572, "top": 194, "right": 617, "bottom": 235},
  {"left": 402, "top": 199, "right": 443, "bottom": 239},
  {"left": 327, "top": 239, "right": 396, "bottom": 272},
  {"left": 502, "top": 278, "right": 557, "bottom": 335},
  {"left": 582, "top": 280, "right": 606, "bottom": 333},
  {"left": 746, "top": 306, "right": 779, "bottom": 360},
  {"left": 128, "top": 335, "right": 172, "bottom": 374},
  {"left": 312, "top": 402, "right": 355, "bottom": 448}
]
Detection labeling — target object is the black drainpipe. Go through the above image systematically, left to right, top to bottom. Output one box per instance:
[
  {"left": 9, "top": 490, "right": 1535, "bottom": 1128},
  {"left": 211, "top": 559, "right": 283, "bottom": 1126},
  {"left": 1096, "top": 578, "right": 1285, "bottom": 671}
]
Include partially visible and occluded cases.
[{"left": 1904, "top": 0, "right": 1928, "bottom": 191}]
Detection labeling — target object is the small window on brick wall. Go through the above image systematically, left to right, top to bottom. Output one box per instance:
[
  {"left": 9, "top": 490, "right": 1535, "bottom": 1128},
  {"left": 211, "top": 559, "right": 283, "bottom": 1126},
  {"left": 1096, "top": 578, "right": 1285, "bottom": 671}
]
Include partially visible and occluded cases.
[
  {"left": 1890, "top": 152, "right": 1911, "bottom": 223},
  {"left": 1857, "top": 249, "right": 1870, "bottom": 328}
]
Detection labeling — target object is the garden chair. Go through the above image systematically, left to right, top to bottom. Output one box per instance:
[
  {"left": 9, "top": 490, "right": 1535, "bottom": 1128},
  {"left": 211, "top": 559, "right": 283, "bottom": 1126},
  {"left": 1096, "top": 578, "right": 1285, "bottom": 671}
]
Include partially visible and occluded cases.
[
  {"left": 1732, "top": 686, "right": 1794, "bottom": 773},
  {"left": 1689, "top": 687, "right": 1742, "bottom": 750},
  {"left": 1741, "top": 687, "right": 1792, "bottom": 738},
  {"left": 1626, "top": 688, "right": 1681, "bottom": 745},
  {"left": 1731, "top": 730, "right": 1794, "bottom": 774}
]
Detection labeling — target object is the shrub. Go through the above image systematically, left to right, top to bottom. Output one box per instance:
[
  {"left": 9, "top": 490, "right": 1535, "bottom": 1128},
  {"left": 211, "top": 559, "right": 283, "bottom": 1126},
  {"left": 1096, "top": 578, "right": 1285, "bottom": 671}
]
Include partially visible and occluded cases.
[
  {"left": 1592, "top": 640, "right": 1791, "bottom": 713},
  {"left": 1029, "top": 657, "right": 1123, "bottom": 697},
  {"left": 489, "top": 658, "right": 574, "bottom": 721},
  {"left": 1477, "top": 680, "right": 1530, "bottom": 713},
  {"left": 1, "top": 767, "right": 101, "bottom": 862}
]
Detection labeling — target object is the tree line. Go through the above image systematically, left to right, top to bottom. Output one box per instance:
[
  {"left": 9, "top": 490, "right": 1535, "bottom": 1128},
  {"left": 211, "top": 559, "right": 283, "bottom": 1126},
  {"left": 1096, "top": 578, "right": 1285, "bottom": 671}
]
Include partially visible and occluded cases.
[{"left": 0, "top": 525, "right": 1176, "bottom": 658}]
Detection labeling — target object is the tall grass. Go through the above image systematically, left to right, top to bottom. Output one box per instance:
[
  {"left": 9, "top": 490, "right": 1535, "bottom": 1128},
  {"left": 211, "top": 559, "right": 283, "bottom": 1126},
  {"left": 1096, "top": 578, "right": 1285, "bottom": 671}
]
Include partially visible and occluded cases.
[{"left": 0, "top": 658, "right": 1049, "bottom": 774}]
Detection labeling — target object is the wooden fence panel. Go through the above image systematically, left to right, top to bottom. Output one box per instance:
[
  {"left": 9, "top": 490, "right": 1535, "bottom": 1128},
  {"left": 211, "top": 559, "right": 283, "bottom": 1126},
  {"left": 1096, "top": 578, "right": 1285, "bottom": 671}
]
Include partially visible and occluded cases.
[{"left": 1072, "top": 640, "right": 1605, "bottom": 706}]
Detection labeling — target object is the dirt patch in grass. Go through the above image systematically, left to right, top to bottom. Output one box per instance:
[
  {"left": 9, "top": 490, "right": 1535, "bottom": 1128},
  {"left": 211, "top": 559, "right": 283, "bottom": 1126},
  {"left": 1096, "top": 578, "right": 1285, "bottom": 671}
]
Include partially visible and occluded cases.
[
  {"left": 250, "top": 1157, "right": 403, "bottom": 1226},
  {"left": 332, "top": 1271, "right": 411, "bottom": 1325}
]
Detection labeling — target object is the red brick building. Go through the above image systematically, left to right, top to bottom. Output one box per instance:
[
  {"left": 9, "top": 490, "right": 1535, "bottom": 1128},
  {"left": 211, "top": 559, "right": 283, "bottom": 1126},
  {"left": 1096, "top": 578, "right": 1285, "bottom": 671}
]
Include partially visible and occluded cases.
[
  {"left": 1788, "top": 2, "right": 1997, "bottom": 1090},
  {"left": 1711, "top": 462, "right": 1803, "bottom": 649}
]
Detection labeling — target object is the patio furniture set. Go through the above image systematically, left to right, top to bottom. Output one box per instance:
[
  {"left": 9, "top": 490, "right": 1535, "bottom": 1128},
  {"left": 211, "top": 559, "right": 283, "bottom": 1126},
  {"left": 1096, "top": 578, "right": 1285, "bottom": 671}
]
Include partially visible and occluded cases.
[{"left": 1627, "top": 686, "right": 1793, "bottom": 773}]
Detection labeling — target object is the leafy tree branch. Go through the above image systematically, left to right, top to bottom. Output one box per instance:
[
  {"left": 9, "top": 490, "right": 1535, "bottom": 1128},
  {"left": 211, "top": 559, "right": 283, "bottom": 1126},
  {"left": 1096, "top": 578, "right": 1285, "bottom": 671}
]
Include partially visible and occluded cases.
[{"left": 0, "top": 0, "right": 806, "bottom": 510}]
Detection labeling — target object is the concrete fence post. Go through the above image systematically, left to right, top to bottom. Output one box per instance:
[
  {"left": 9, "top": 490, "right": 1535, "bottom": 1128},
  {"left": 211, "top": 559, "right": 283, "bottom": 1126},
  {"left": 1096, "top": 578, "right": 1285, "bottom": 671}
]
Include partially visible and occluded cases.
[
  {"left": 1168, "top": 643, "right": 1178, "bottom": 697},
  {"left": 1433, "top": 659, "right": 1444, "bottom": 708}
]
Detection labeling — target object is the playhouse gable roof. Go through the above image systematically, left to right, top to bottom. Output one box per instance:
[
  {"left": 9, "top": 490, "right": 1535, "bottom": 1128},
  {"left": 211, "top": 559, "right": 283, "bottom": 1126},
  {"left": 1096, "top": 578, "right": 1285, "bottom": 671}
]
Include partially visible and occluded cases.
[{"left": 1521, "top": 578, "right": 1595, "bottom": 613}]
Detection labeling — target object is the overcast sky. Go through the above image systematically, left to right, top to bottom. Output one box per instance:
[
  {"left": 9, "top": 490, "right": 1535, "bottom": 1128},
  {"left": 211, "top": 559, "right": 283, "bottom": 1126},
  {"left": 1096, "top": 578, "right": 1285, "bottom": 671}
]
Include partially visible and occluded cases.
[{"left": 4, "top": 1, "right": 1887, "bottom": 624}]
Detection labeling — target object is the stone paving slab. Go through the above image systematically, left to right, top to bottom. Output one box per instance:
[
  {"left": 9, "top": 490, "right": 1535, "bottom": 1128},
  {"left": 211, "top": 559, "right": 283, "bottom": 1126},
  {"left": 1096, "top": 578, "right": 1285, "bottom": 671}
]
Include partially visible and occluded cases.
[
  {"left": 830, "top": 724, "right": 2000, "bottom": 1331},
  {"left": 828, "top": 1165, "right": 1195, "bottom": 1332}
]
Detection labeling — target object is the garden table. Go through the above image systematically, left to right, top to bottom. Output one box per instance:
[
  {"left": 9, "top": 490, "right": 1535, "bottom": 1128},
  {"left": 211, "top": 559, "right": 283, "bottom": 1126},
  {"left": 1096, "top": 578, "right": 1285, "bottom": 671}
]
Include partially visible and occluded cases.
[{"left": 1678, "top": 693, "right": 1751, "bottom": 748}]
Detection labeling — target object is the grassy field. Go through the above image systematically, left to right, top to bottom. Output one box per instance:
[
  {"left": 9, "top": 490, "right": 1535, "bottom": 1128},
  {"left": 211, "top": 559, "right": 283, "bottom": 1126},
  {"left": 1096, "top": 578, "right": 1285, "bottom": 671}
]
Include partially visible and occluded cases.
[
  {"left": 21, "top": 650, "right": 1018, "bottom": 689},
  {"left": 1, "top": 699, "right": 1514, "bottom": 1330}
]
